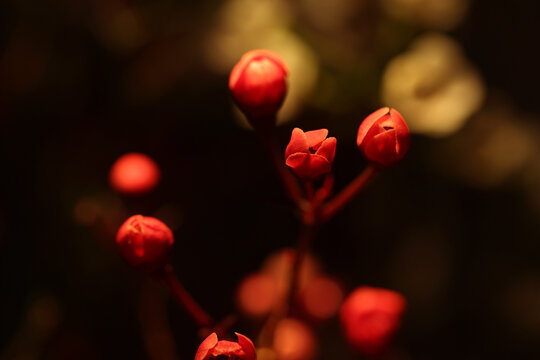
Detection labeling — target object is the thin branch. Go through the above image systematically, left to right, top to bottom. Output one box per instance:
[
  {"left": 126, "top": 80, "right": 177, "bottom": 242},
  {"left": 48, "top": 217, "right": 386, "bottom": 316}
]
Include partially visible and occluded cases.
[
  {"left": 254, "top": 119, "right": 304, "bottom": 206},
  {"left": 320, "top": 165, "right": 379, "bottom": 223},
  {"left": 154, "top": 265, "right": 214, "bottom": 329}
]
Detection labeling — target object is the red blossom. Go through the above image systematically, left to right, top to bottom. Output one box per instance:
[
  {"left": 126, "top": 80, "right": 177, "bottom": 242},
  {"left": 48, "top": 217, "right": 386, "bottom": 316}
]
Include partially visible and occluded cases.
[
  {"left": 229, "top": 49, "right": 288, "bottom": 121},
  {"left": 357, "top": 107, "right": 410, "bottom": 168},
  {"left": 285, "top": 128, "right": 337, "bottom": 180},
  {"left": 116, "top": 215, "right": 174, "bottom": 273},
  {"left": 340, "top": 286, "right": 406, "bottom": 356},
  {"left": 195, "top": 333, "right": 256, "bottom": 360}
]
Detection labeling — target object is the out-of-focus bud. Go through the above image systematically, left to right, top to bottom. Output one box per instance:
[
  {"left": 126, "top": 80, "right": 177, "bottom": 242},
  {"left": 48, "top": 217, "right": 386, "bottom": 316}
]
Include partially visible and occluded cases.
[
  {"left": 229, "top": 49, "right": 288, "bottom": 123},
  {"left": 356, "top": 108, "right": 410, "bottom": 168},
  {"left": 285, "top": 128, "right": 337, "bottom": 180},
  {"left": 109, "top": 152, "right": 161, "bottom": 195},
  {"left": 116, "top": 215, "right": 174, "bottom": 273},
  {"left": 262, "top": 248, "right": 321, "bottom": 297},
  {"left": 236, "top": 273, "right": 280, "bottom": 319},
  {"left": 300, "top": 275, "right": 344, "bottom": 322},
  {"left": 340, "top": 286, "right": 406, "bottom": 356},
  {"left": 273, "top": 318, "right": 317, "bottom": 360},
  {"left": 195, "top": 332, "right": 256, "bottom": 360}
]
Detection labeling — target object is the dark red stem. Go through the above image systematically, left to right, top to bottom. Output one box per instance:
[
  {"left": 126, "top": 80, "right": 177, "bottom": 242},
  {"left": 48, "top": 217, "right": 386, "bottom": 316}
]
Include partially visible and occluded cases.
[
  {"left": 254, "top": 117, "right": 303, "bottom": 205},
  {"left": 320, "top": 165, "right": 379, "bottom": 222},
  {"left": 304, "top": 181, "right": 315, "bottom": 201},
  {"left": 287, "top": 223, "right": 316, "bottom": 314},
  {"left": 155, "top": 265, "right": 214, "bottom": 329}
]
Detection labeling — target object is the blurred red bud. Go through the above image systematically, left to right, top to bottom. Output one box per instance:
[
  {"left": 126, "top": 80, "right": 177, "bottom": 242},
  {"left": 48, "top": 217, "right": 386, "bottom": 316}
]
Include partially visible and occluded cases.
[
  {"left": 229, "top": 49, "right": 288, "bottom": 122},
  {"left": 357, "top": 108, "right": 410, "bottom": 168},
  {"left": 285, "top": 128, "right": 337, "bottom": 180},
  {"left": 109, "top": 152, "right": 161, "bottom": 195},
  {"left": 116, "top": 215, "right": 174, "bottom": 273},
  {"left": 262, "top": 248, "right": 321, "bottom": 298},
  {"left": 236, "top": 273, "right": 280, "bottom": 319},
  {"left": 300, "top": 276, "right": 344, "bottom": 322},
  {"left": 340, "top": 286, "right": 406, "bottom": 356},
  {"left": 273, "top": 318, "right": 317, "bottom": 360},
  {"left": 195, "top": 332, "right": 256, "bottom": 360}
]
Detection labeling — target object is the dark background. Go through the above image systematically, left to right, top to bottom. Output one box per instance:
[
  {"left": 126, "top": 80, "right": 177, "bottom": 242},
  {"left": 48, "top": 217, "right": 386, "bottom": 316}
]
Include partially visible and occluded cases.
[{"left": 1, "top": 0, "right": 540, "bottom": 359}]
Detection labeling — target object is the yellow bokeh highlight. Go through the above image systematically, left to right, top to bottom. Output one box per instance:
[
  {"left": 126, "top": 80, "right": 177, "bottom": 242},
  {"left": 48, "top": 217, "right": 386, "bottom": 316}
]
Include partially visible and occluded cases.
[
  {"left": 204, "top": 0, "right": 319, "bottom": 126},
  {"left": 381, "top": 0, "right": 469, "bottom": 30},
  {"left": 382, "top": 33, "right": 485, "bottom": 137}
]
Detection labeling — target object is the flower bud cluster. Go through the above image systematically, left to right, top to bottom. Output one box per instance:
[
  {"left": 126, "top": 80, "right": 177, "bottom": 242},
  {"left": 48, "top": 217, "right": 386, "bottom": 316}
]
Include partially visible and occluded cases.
[{"left": 110, "top": 48, "right": 413, "bottom": 360}]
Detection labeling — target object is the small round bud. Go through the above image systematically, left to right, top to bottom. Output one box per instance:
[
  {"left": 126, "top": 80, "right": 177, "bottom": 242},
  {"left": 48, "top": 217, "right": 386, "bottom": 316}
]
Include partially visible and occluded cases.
[
  {"left": 229, "top": 49, "right": 288, "bottom": 122},
  {"left": 357, "top": 107, "right": 410, "bottom": 168},
  {"left": 285, "top": 128, "right": 337, "bottom": 180},
  {"left": 109, "top": 153, "right": 161, "bottom": 195},
  {"left": 116, "top": 215, "right": 174, "bottom": 273},
  {"left": 340, "top": 286, "right": 406, "bottom": 356},
  {"left": 195, "top": 332, "right": 256, "bottom": 360}
]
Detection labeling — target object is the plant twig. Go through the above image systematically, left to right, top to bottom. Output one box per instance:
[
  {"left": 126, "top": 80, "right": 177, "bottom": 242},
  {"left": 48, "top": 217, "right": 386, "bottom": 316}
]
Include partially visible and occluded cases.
[
  {"left": 254, "top": 118, "right": 303, "bottom": 206},
  {"left": 320, "top": 165, "right": 378, "bottom": 223},
  {"left": 287, "top": 223, "right": 317, "bottom": 314},
  {"left": 154, "top": 265, "right": 214, "bottom": 329}
]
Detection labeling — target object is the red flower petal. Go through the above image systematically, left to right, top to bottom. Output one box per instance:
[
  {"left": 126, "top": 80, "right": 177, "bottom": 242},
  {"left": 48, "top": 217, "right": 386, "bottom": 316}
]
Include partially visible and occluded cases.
[
  {"left": 229, "top": 49, "right": 288, "bottom": 90},
  {"left": 236, "top": 58, "right": 287, "bottom": 107},
  {"left": 357, "top": 108, "right": 391, "bottom": 148},
  {"left": 285, "top": 128, "right": 309, "bottom": 159},
  {"left": 305, "top": 128, "right": 329, "bottom": 150},
  {"left": 363, "top": 130, "right": 398, "bottom": 168},
  {"left": 315, "top": 137, "right": 337, "bottom": 164},
  {"left": 286, "top": 152, "right": 310, "bottom": 169},
  {"left": 287, "top": 154, "right": 331, "bottom": 179},
  {"left": 306, "top": 155, "right": 332, "bottom": 179},
  {"left": 194, "top": 333, "right": 218, "bottom": 360},
  {"left": 236, "top": 333, "right": 257, "bottom": 360},
  {"left": 208, "top": 340, "right": 243, "bottom": 358}
]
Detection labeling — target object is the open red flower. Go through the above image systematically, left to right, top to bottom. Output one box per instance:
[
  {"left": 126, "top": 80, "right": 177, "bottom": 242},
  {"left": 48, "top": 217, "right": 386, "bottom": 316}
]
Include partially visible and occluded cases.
[
  {"left": 229, "top": 49, "right": 288, "bottom": 121},
  {"left": 357, "top": 107, "right": 410, "bottom": 168},
  {"left": 285, "top": 128, "right": 337, "bottom": 180},
  {"left": 116, "top": 215, "right": 174, "bottom": 273},
  {"left": 340, "top": 286, "right": 406, "bottom": 356},
  {"left": 195, "top": 332, "right": 256, "bottom": 360}
]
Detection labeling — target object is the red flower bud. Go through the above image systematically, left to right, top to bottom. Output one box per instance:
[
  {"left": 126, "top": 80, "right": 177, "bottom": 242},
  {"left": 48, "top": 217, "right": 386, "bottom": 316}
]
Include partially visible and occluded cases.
[
  {"left": 229, "top": 49, "right": 288, "bottom": 121},
  {"left": 357, "top": 107, "right": 410, "bottom": 168},
  {"left": 285, "top": 128, "right": 337, "bottom": 180},
  {"left": 109, "top": 152, "right": 161, "bottom": 195},
  {"left": 116, "top": 215, "right": 174, "bottom": 273},
  {"left": 340, "top": 286, "right": 406, "bottom": 356},
  {"left": 273, "top": 318, "right": 317, "bottom": 360},
  {"left": 195, "top": 332, "right": 256, "bottom": 360}
]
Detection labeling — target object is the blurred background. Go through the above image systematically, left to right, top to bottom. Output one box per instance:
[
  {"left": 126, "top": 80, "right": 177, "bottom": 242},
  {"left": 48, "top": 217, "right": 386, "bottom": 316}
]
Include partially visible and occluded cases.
[{"left": 1, "top": 0, "right": 540, "bottom": 359}]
